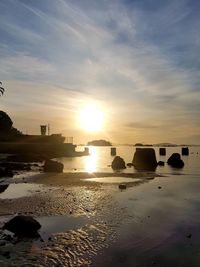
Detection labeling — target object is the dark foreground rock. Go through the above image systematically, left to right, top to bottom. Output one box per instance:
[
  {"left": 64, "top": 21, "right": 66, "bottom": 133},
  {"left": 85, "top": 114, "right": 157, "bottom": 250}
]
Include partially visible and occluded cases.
[
  {"left": 132, "top": 148, "right": 157, "bottom": 171},
  {"left": 167, "top": 153, "right": 184, "bottom": 168},
  {"left": 6, "top": 154, "right": 46, "bottom": 163},
  {"left": 111, "top": 156, "right": 126, "bottom": 170},
  {"left": 44, "top": 160, "right": 64, "bottom": 172},
  {"left": 0, "top": 162, "right": 31, "bottom": 171},
  {"left": 0, "top": 168, "right": 13, "bottom": 178},
  {"left": 119, "top": 183, "right": 127, "bottom": 190},
  {"left": 0, "top": 184, "right": 9, "bottom": 193},
  {"left": 3, "top": 215, "right": 41, "bottom": 237}
]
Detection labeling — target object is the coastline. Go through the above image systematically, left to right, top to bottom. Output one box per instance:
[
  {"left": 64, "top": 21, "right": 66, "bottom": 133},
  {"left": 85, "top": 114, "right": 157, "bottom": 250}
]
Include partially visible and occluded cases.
[{"left": 24, "top": 171, "right": 160, "bottom": 186}]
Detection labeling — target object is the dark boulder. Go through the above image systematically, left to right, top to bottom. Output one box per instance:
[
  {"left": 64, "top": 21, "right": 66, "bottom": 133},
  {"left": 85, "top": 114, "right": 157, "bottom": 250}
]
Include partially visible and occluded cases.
[
  {"left": 132, "top": 148, "right": 157, "bottom": 171},
  {"left": 167, "top": 153, "right": 184, "bottom": 168},
  {"left": 6, "top": 154, "right": 45, "bottom": 163},
  {"left": 111, "top": 156, "right": 126, "bottom": 170},
  {"left": 44, "top": 160, "right": 64, "bottom": 172},
  {"left": 0, "top": 162, "right": 31, "bottom": 171},
  {"left": 0, "top": 167, "right": 13, "bottom": 177},
  {"left": 118, "top": 183, "right": 127, "bottom": 190},
  {"left": 0, "top": 184, "right": 9, "bottom": 193},
  {"left": 3, "top": 215, "right": 41, "bottom": 237}
]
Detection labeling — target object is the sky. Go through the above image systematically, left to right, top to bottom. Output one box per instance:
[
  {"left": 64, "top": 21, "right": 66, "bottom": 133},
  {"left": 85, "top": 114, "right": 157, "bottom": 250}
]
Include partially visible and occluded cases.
[{"left": 0, "top": 0, "right": 200, "bottom": 144}]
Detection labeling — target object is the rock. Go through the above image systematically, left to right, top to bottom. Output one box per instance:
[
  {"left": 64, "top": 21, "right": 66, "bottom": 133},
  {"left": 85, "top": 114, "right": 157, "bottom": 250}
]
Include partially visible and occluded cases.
[
  {"left": 132, "top": 148, "right": 157, "bottom": 171},
  {"left": 167, "top": 153, "right": 184, "bottom": 168},
  {"left": 6, "top": 154, "right": 45, "bottom": 163},
  {"left": 111, "top": 156, "right": 126, "bottom": 170},
  {"left": 44, "top": 160, "right": 64, "bottom": 172},
  {"left": 157, "top": 161, "right": 165, "bottom": 166},
  {"left": 0, "top": 162, "right": 30, "bottom": 171},
  {"left": 0, "top": 167, "right": 13, "bottom": 177},
  {"left": 119, "top": 183, "right": 127, "bottom": 190},
  {"left": 0, "top": 184, "right": 9, "bottom": 193},
  {"left": 3, "top": 215, "right": 41, "bottom": 237},
  {"left": 187, "top": 234, "right": 192, "bottom": 238},
  {"left": 0, "top": 241, "right": 6, "bottom": 246},
  {"left": 2, "top": 251, "right": 10, "bottom": 259}
]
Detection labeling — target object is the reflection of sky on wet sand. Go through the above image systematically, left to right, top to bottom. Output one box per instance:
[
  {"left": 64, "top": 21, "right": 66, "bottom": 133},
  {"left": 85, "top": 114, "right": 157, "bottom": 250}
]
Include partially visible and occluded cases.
[
  {"left": 93, "top": 175, "right": 200, "bottom": 267},
  {"left": 84, "top": 177, "right": 141, "bottom": 183},
  {"left": 0, "top": 183, "right": 43, "bottom": 199}
]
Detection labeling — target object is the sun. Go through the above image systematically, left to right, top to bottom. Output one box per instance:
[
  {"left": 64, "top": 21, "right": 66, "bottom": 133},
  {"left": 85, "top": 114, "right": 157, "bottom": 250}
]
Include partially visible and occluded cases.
[{"left": 79, "top": 104, "right": 104, "bottom": 132}]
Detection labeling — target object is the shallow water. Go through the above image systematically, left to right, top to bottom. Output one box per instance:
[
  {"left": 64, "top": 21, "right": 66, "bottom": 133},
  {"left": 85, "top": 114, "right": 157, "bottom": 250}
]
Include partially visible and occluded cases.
[
  {"left": 57, "top": 145, "right": 200, "bottom": 175},
  {"left": 0, "top": 146, "right": 200, "bottom": 266},
  {"left": 92, "top": 174, "right": 200, "bottom": 267},
  {"left": 83, "top": 177, "right": 142, "bottom": 183},
  {"left": 0, "top": 183, "right": 44, "bottom": 199},
  {"left": 37, "top": 214, "right": 88, "bottom": 240}
]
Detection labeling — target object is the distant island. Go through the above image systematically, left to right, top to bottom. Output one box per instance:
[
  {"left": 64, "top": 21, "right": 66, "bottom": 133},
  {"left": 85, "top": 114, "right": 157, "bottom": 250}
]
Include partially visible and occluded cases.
[
  {"left": 87, "top": 139, "right": 112, "bottom": 146},
  {"left": 134, "top": 143, "right": 178, "bottom": 147},
  {"left": 134, "top": 143, "right": 152, "bottom": 147}
]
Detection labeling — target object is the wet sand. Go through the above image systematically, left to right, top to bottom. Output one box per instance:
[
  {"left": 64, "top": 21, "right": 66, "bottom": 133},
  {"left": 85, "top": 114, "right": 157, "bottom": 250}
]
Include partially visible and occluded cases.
[{"left": 0, "top": 172, "right": 200, "bottom": 266}]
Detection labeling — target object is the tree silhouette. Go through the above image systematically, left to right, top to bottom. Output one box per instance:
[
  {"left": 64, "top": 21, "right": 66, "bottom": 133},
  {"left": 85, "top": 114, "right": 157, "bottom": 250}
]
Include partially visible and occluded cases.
[
  {"left": 0, "top": 81, "right": 5, "bottom": 96},
  {"left": 0, "top": 111, "right": 13, "bottom": 132}
]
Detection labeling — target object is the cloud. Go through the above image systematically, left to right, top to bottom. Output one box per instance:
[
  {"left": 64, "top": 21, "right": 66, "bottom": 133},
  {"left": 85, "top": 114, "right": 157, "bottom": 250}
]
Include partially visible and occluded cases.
[
  {"left": 1, "top": 0, "right": 200, "bottom": 143},
  {"left": 0, "top": 52, "right": 55, "bottom": 80},
  {"left": 125, "top": 122, "right": 159, "bottom": 129}
]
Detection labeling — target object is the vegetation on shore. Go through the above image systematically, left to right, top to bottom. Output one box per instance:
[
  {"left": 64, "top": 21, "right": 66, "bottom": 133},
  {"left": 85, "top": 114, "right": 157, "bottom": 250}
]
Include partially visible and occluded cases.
[{"left": 87, "top": 139, "right": 112, "bottom": 146}]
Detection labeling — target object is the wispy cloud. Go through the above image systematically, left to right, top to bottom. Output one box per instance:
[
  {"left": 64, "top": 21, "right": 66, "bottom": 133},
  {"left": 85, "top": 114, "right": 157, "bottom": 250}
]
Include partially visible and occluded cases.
[{"left": 0, "top": 0, "right": 200, "bottom": 143}]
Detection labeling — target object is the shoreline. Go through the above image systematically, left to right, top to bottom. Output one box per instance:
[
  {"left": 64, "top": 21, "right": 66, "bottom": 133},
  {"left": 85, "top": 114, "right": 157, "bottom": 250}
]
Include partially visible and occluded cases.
[
  {"left": 24, "top": 171, "right": 161, "bottom": 186},
  {"left": 1, "top": 172, "right": 200, "bottom": 266}
]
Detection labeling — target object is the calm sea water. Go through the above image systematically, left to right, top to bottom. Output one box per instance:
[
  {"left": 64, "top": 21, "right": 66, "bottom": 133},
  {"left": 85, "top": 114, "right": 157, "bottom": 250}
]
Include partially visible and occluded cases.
[{"left": 57, "top": 146, "right": 200, "bottom": 175}]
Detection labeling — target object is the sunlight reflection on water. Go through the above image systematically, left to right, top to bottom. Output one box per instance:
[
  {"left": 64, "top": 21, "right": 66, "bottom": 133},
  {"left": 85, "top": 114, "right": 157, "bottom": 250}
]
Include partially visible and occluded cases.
[
  {"left": 58, "top": 146, "right": 200, "bottom": 175},
  {"left": 85, "top": 146, "right": 98, "bottom": 173}
]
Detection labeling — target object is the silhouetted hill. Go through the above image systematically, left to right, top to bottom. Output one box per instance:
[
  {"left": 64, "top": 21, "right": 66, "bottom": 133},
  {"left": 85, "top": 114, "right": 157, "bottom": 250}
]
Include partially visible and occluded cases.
[{"left": 87, "top": 139, "right": 112, "bottom": 146}]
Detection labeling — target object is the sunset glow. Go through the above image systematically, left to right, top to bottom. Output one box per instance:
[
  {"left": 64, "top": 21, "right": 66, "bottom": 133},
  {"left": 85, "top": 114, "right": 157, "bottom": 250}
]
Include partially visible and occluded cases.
[{"left": 79, "top": 104, "right": 104, "bottom": 132}]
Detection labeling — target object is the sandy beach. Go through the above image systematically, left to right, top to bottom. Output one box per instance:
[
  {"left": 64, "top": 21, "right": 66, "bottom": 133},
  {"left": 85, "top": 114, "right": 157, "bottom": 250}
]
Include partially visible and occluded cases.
[
  {"left": 0, "top": 170, "right": 200, "bottom": 267},
  {"left": 0, "top": 171, "right": 157, "bottom": 266}
]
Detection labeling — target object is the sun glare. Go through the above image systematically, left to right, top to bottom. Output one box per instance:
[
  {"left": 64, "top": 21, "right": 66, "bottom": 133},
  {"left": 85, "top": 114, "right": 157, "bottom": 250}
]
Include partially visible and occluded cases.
[{"left": 79, "top": 104, "right": 104, "bottom": 132}]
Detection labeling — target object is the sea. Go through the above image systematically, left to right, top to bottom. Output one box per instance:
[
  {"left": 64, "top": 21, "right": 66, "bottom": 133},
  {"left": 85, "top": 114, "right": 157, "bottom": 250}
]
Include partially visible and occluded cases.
[{"left": 57, "top": 145, "right": 200, "bottom": 175}]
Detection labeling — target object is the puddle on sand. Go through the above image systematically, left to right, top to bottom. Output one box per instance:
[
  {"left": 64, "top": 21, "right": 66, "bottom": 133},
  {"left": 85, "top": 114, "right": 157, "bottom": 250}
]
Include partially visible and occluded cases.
[
  {"left": 84, "top": 177, "right": 142, "bottom": 184},
  {"left": 0, "top": 183, "right": 44, "bottom": 199},
  {"left": 37, "top": 214, "right": 88, "bottom": 240}
]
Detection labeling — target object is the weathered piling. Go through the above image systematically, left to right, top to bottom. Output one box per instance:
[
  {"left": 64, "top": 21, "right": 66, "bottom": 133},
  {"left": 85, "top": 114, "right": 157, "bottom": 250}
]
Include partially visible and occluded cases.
[
  {"left": 84, "top": 147, "right": 89, "bottom": 154},
  {"left": 111, "top": 147, "right": 116, "bottom": 156},
  {"left": 159, "top": 147, "right": 166, "bottom": 156},
  {"left": 182, "top": 147, "right": 189, "bottom": 156}
]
